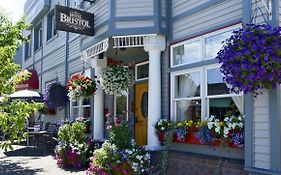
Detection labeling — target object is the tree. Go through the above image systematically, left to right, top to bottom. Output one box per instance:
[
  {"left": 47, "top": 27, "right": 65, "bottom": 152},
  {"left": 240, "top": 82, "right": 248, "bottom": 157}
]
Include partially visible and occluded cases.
[{"left": 0, "top": 14, "right": 42, "bottom": 150}]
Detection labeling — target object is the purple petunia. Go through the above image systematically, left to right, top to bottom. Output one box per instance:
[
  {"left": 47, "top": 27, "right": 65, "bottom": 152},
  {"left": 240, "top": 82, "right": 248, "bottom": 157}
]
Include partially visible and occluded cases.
[{"left": 216, "top": 24, "right": 281, "bottom": 96}]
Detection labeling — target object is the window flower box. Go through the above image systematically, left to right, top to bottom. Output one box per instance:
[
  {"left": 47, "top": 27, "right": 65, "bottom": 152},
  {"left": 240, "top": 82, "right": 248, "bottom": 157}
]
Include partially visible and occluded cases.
[{"left": 157, "top": 131, "right": 166, "bottom": 142}]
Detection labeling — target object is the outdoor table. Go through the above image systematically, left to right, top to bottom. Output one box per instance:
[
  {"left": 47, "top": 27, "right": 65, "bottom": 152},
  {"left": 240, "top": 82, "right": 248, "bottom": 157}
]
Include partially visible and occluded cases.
[{"left": 27, "top": 130, "right": 47, "bottom": 147}]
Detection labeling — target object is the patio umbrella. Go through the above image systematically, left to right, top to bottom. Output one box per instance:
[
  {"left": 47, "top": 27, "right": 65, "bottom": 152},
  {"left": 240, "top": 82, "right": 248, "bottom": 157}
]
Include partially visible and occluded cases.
[{"left": 9, "top": 90, "right": 44, "bottom": 102}]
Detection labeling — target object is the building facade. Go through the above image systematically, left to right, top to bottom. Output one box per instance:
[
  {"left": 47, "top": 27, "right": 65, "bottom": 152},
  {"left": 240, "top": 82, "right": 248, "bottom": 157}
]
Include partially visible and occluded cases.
[{"left": 22, "top": 0, "right": 281, "bottom": 174}]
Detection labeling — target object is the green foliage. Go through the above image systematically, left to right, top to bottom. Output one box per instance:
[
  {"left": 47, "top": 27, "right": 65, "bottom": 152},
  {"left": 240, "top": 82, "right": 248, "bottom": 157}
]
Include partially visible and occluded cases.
[
  {"left": 0, "top": 14, "right": 42, "bottom": 150},
  {"left": 0, "top": 101, "right": 43, "bottom": 151},
  {"left": 57, "top": 122, "right": 86, "bottom": 145},
  {"left": 110, "top": 122, "right": 131, "bottom": 150},
  {"left": 159, "top": 127, "right": 175, "bottom": 175},
  {"left": 91, "top": 141, "right": 122, "bottom": 174}
]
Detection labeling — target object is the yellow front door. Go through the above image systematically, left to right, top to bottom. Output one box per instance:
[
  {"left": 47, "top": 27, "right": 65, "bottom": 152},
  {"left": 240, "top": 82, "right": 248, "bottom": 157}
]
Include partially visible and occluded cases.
[{"left": 135, "top": 83, "right": 148, "bottom": 146}]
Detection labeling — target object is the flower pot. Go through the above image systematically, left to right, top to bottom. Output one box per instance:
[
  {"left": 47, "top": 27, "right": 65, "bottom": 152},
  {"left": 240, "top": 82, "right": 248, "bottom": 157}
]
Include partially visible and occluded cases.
[
  {"left": 157, "top": 131, "right": 165, "bottom": 142},
  {"left": 184, "top": 132, "right": 201, "bottom": 144},
  {"left": 173, "top": 133, "right": 185, "bottom": 143},
  {"left": 210, "top": 139, "right": 221, "bottom": 146},
  {"left": 229, "top": 141, "right": 244, "bottom": 148},
  {"left": 113, "top": 162, "right": 133, "bottom": 175}
]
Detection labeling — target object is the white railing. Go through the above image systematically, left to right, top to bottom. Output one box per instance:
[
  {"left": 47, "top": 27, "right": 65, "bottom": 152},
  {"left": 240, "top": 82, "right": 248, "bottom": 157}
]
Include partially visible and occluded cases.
[{"left": 113, "top": 34, "right": 157, "bottom": 48}]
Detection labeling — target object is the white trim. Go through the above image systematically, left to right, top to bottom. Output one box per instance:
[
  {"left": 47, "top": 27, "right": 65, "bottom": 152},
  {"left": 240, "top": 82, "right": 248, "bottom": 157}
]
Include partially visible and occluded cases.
[
  {"left": 170, "top": 24, "right": 241, "bottom": 68},
  {"left": 113, "top": 34, "right": 157, "bottom": 48},
  {"left": 81, "top": 38, "right": 109, "bottom": 61},
  {"left": 135, "top": 61, "right": 149, "bottom": 81},
  {"left": 170, "top": 64, "right": 243, "bottom": 121},
  {"left": 113, "top": 93, "right": 129, "bottom": 121}
]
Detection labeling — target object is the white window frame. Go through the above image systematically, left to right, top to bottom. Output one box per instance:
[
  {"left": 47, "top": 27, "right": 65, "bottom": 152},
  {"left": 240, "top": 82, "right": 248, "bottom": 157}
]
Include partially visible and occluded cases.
[
  {"left": 170, "top": 24, "right": 241, "bottom": 68},
  {"left": 135, "top": 61, "right": 149, "bottom": 81},
  {"left": 170, "top": 64, "right": 243, "bottom": 122},
  {"left": 170, "top": 67, "right": 204, "bottom": 121},
  {"left": 69, "top": 68, "right": 92, "bottom": 120},
  {"left": 70, "top": 98, "right": 91, "bottom": 120}
]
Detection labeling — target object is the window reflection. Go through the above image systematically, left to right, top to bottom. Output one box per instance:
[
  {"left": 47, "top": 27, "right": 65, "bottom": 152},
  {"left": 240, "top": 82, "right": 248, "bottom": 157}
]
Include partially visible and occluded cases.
[
  {"left": 205, "top": 30, "right": 232, "bottom": 59},
  {"left": 173, "top": 40, "right": 201, "bottom": 66},
  {"left": 207, "top": 68, "right": 229, "bottom": 95},
  {"left": 175, "top": 72, "right": 201, "bottom": 98},
  {"left": 116, "top": 95, "right": 128, "bottom": 121},
  {"left": 209, "top": 97, "right": 243, "bottom": 120},
  {"left": 176, "top": 100, "right": 201, "bottom": 121}
]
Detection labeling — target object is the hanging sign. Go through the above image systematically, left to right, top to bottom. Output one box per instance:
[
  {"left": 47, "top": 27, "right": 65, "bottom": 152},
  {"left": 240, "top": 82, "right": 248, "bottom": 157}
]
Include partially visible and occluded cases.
[{"left": 55, "top": 5, "right": 94, "bottom": 36}]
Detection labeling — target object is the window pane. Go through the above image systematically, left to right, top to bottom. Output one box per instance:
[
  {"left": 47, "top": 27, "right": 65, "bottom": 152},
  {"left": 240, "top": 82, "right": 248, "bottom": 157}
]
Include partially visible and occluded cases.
[
  {"left": 205, "top": 30, "right": 232, "bottom": 59},
  {"left": 173, "top": 40, "right": 201, "bottom": 66},
  {"left": 137, "top": 63, "right": 149, "bottom": 80},
  {"left": 84, "top": 68, "right": 91, "bottom": 78},
  {"left": 207, "top": 68, "right": 229, "bottom": 96},
  {"left": 175, "top": 72, "right": 200, "bottom": 98},
  {"left": 116, "top": 95, "right": 128, "bottom": 121},
  {"left": 209, "top": 97, "right": 243, "bottom": 120},
  {"left": 82, "top": 98, "right": 90, "bottom": 105},
  {"left": 176, "top": 99, "right": 201, "bottom": 122},
  {"left": 72, "top": 101, "right": 78, "bottom": 106},
  {"left": 83, "top": 107, "right": 91, "bottom": 118},
  {"left": 71, "top": 108, "right": 79, "bottom": 119}
]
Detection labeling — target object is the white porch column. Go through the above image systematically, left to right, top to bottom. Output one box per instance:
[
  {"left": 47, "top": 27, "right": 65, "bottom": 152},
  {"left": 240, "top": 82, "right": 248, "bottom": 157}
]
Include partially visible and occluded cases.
[
  {"left": 144, "top": 35, "right": 166, "bottom": 149},
  {"left": 90, "top": 56, "right": 107, "bottom": 140}
]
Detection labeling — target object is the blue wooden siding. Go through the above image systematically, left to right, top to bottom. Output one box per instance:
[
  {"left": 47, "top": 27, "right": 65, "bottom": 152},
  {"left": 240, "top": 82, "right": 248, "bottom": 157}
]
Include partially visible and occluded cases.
[
  {"left": 80, "top": 0, "right": 110, "bottom": 50},
  {"left": 116, "top": 0, "right": 153, "bottom": 17},
  {"left": 172, "top": 0, "right": 242, "bottom": 41},
  {"left": 172, "top": 0, "right": 209, "bottom": 17}
]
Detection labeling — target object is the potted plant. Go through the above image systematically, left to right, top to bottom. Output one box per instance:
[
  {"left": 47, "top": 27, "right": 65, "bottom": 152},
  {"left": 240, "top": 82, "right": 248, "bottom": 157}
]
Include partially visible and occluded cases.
[
  {"left": 216, "top": 24, "right": 281, "bottom": 96},
  {"left": 100, "top": 65, "right": 134, "bottom": 96},
  {"left": 67, "top": 73, "right": 97, "bottom": 101},
  {"left": 43, "top": 83, "right": 68, "bottom": 109},
  {"left": 223, "top": 115, "right": 244, "bottom": 148},
  {"left": 155, "top": 119, "right": 174, "bottom": 142},
  {"left": 184, "top": 120, "right": 201, "bottom": 144},
  {"left": 55, "top": 122, "right": 98, "bottom": 169},
  {"left": 86, "top": 141, "right": 133, "bottom": 175}
]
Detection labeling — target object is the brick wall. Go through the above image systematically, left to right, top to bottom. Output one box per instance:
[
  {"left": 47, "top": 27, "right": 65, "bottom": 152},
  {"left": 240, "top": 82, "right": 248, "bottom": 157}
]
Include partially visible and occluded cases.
[{"left": 151, "top": 151, "right": 248, "bottom": 175}]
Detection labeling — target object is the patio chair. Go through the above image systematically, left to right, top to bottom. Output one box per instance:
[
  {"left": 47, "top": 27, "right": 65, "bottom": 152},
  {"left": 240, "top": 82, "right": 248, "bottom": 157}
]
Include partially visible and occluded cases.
[
  {"left": 27, "top": 122, "right": 44, "bottom": 147},
  {"left": 43, "top": 124, "right": 58, "bottom": 151}
]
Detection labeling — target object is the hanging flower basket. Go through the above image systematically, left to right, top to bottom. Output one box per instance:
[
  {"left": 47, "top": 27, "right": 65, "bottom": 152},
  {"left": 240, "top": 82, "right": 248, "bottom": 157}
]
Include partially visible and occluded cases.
[
  {"left": 216, "top": 24, "right": 281, "bottom": 96},
  {"left": 100, "top": 65, "right": 134, "bottom": 96},
  {"left": 67, "top": 73, "right": 97, "bottom": 100},
  {"left": 44, "top": 83, "right": 68, "bottom": 108}
]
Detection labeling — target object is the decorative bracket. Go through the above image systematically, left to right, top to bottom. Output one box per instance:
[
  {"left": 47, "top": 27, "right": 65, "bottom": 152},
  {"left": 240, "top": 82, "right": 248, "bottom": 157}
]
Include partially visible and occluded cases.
[{"left": 81, "top": 38, "right": 109, "bottom": 63}]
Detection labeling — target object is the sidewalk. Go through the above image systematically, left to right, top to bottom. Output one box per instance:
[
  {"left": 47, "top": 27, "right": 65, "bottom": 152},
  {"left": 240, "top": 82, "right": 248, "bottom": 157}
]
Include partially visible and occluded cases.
[{"left": 0, "top": 145, "right": 86, "bottom": 175}]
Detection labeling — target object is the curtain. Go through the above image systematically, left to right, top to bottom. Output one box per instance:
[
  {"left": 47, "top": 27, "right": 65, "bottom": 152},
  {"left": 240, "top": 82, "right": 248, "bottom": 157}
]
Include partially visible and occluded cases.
[
  {"left": 174, "top": 45, "right": 184, "bottom": 65},
  {"left": 177, "top": 74, "right": 199, "bottom": 121},
  {"left": 225, "top": 83, "right": 244, "bottom": 114},
  {"left": 231, "top": 96, "right": 243, "bottom": 114}
]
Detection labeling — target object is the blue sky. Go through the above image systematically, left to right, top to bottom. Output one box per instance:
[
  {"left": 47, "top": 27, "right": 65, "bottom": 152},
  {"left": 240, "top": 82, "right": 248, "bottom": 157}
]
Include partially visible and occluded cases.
[{"left": 0, "top": 0, "right": 27, "bottom": 22}]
